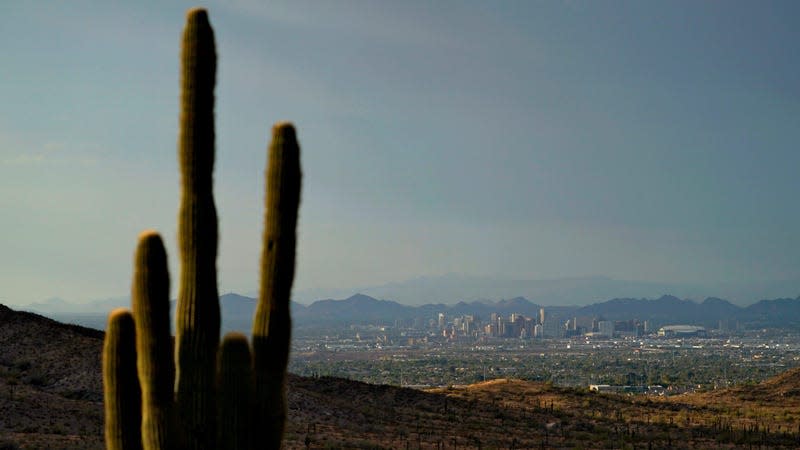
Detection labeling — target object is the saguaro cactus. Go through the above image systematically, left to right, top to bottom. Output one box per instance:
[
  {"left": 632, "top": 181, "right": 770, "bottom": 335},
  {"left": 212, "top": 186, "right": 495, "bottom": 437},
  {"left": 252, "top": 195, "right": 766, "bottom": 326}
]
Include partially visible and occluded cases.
[
  {"left": 102, "top": 7, "right": 302, "bottom": 450},
  {"left": 175, "top": 7, "right": 220, "bottom": 449},
  {"left": 253, "top": 122, "right": 302, "bottom": 448},
  {"left": 132, "top": 231, "right": 174, "bottom": 449},
  {"left": 103, "top": 309, "right": 142, "bottom": 450},
  {"left": 217, "top": 332, "right": 254, "bottom": 450}
]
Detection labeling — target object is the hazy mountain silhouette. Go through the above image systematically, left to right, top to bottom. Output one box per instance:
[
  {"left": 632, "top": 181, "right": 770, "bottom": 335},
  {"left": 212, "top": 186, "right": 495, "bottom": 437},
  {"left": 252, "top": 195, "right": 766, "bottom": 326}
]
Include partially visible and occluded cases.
[
  {"left": 293, "top": 274, "right": 800, "bottom": 306},
  {"left": 16, "top": 289, "right": 800, "bottom": 331},
  {"left": 22, "top": 293, "right": 308, "bottom": 334},
  {"left": 293, "top": 293, "right": 800, "bottom": 328},
  {"left": 297, "top": 293, "right": 412, "bottom": 322},
  {"left": 574, "top": 295, "right": 800, "bottom": 329},
  {"left": 575, "top": 295, "right": 708, "bottom": 324},
  {"left": 23, "top": 296, "right": 129, "bottom": 314},
  {"left": 745, "top": 297, "right": 800, "bottom": 328}
]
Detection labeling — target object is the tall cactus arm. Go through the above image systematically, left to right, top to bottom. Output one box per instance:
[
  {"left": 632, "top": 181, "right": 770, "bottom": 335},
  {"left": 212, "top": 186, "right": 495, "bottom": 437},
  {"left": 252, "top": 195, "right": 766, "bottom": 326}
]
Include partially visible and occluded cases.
[
  {"left": 175, "top": 7, "right": 220, "bottom": 450},
  {"left": 253, "top": 122, "right": 302, "bottom": 448}
]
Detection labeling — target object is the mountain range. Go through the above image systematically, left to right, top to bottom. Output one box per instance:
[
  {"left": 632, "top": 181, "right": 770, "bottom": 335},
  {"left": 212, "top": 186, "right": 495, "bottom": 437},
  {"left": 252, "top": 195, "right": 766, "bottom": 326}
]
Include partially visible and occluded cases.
[
  {"left": 291, "top": 274, "right": 800, "bottom": 306},
  {"left": 23, "top": 292, "right": 800, "bottom": 332},
  {"left": 293, "top": 293, "right": 800, "bottom": 329}
]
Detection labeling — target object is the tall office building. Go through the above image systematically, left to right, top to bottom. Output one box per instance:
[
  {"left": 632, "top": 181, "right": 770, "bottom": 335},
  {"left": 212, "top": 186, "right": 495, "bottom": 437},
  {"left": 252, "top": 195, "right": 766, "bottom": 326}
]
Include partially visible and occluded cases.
[
  {"left": 542, "top": 316, "right": 564, "bottom": 338},
  {"left": 598, "top": 320, "right": 614, "bottom": 338}
]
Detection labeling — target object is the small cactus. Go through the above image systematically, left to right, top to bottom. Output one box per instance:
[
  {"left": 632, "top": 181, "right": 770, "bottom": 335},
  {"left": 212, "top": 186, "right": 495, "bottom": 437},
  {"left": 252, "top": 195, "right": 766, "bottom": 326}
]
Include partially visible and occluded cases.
[
  {"left": 102, "top": 7, "right": 302, "bottom": 450},
  {"left": 103, "top": 309, "right": 142, "bottom": 450}
]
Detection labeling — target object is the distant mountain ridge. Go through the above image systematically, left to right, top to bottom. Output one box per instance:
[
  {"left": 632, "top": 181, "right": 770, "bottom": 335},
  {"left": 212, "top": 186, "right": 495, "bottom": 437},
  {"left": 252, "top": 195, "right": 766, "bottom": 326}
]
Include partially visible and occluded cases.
[
  {"left": 292, "top": 274, "right": 800, "bottom": 306},
  {"left": 16, "top": 291, "right": 800, "bottom": 331},
  {"left": 294, "top": 293, "right": 800, "bottom": 328},
  {"left": 301, "top": 293, "right": 412, "bottom": 322},
  {"left": 296, "top": 294, "right": 544, "bottom": 323},
  {"left": 574, "top": 294, "right": 800, "bottom": 329},
  {"left": 574, "top": 295, "right": 734, "bottom": 325},
  {"left": 23, "top": 296, "right": 130, "bottom": 314}
]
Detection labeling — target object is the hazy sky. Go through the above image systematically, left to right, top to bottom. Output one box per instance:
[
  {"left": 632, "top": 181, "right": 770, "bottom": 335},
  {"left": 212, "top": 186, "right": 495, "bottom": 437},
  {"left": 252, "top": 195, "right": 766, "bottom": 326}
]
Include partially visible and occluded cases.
[{"left": 2, "top": 1, "right": 799, "bottom": 306}]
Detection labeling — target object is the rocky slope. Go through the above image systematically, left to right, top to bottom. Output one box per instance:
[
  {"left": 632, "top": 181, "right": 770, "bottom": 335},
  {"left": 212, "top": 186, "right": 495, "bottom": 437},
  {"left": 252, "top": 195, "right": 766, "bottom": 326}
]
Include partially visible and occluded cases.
[{"left": 4, "top": 303, "right": 800, "bottom": 449}]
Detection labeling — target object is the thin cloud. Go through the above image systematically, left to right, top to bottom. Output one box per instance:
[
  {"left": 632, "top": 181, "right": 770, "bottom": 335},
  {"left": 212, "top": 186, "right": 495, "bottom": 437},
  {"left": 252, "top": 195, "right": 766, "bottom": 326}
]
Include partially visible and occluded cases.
[
  {"left": 0, "top": 135, "right": 100, "bottom": 167},
  {"left": 1, "top": 154, "right": 49, "bottom": 165}
]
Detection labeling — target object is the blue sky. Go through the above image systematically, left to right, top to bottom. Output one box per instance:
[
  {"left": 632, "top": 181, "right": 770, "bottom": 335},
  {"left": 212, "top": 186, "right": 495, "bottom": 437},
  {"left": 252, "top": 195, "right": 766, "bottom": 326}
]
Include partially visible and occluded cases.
[{"left": 1, "top": 1, "right": 799, "bottom": 306}]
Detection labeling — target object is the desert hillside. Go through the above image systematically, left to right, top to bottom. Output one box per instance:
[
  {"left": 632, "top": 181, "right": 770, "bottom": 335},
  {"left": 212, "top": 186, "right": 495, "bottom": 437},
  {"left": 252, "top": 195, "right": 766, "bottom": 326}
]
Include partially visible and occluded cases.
[{"left": 3, "top": 304, "right": 800, "bottom": 449}]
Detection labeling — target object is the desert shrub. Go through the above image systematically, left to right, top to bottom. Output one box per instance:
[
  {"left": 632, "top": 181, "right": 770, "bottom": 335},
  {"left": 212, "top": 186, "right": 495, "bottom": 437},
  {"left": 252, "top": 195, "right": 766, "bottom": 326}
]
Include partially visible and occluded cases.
[
  {"left": 23, "top": 373, "right": 47, "bottom": 387},
  {"left": 61, "top": 389, "right": 99, "bottom": 401},
  {"left": 0, "top": 439, "right": 19, "bottom": 450}
]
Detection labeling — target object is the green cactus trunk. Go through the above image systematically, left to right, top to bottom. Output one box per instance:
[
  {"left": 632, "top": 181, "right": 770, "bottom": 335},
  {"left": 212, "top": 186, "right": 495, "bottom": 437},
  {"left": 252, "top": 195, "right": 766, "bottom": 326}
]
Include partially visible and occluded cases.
[
  {"left": 102, "top": 8, "right": 302, "bottom": 450},
  {"left": 175, "top": 8, "right": 220, "bottom": 450},
  {"left": 253, "top": 122, "right": 302, "bottom": 448},
  {"left": 132, "top": 231, "right": 174, "bottom": 449},
  {"left": 103, "top": 309, "right": 143, "bottom": 450},
  {"left": 217, "top": 332, "right": 254, "bottom": 450}
]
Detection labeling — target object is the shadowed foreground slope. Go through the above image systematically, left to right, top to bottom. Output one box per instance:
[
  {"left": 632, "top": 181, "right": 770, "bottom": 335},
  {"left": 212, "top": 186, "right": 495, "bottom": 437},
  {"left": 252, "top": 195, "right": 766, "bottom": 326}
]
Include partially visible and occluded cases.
[
  {"left": 4, "top": 304, "right": 800, "bottom": 449},
  {"left": 0, "top": 305, "right": 104, "bottom": 449}
]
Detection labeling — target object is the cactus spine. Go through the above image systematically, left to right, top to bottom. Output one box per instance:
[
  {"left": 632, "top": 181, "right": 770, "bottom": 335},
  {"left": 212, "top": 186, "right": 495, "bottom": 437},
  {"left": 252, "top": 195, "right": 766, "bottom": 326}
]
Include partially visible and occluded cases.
[
  {"left": 102, "top": 7, "right": 301, "bottom": 449},
  {"left": 175, "top": 8, "right": 220, "bottom": 449},
  {"left": 253, "top": 122, "right": 302, "bottom": 447},
  {"left": 132, "top": 231, "right": 174, "bottom": 449},
  {"left": 103, "top": 309, "right": 143, "bottom": 450}
]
